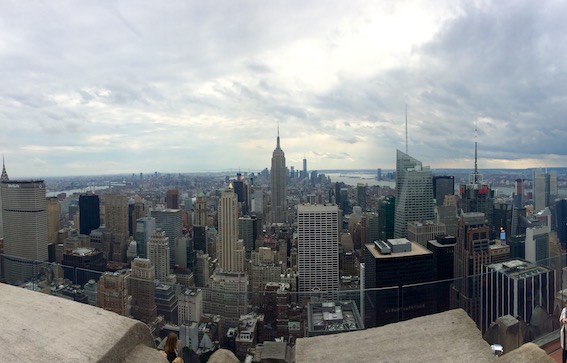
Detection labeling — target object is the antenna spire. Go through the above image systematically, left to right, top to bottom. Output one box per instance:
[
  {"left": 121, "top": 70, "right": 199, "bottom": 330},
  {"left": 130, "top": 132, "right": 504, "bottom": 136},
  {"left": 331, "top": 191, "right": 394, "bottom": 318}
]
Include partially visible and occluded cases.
[
  {"left": 405, "top": 104, "right": 408, "bottom": 154},
  {"left": 277, "top": 121, "right": 281, "bottom": 149},
  {"left": 474, "top": 121, "right": 478, "bottom": 179},
  {"left": 1, "top": 153, "right": 9, "bottom": 182}
]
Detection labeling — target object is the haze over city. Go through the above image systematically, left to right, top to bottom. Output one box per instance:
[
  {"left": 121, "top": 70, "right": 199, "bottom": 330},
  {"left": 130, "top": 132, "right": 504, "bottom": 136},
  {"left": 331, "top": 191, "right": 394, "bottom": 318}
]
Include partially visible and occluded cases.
[{"left": 1, "top": 0, "right": 566, "bottom": 177}]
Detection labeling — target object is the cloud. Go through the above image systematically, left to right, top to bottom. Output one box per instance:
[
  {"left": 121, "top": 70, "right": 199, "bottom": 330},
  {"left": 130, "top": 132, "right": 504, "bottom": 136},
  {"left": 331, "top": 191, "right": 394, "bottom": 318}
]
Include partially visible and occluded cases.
[{"left": 1, "top": 1, "right": 567, "bottom": 177}]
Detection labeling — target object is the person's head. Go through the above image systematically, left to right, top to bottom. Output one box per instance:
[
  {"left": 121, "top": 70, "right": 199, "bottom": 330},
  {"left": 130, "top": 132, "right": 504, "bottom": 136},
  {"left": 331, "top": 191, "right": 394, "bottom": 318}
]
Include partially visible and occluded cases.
[{"left": 165, "top": 332, "right": 178, "bottom": 352}]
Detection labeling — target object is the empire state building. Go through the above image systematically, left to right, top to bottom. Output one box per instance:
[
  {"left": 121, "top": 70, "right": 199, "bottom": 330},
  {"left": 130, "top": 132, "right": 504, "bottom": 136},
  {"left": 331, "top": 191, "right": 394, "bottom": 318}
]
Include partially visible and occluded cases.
[{"left": 270, "top": 128, "right": 287, "bottom": 223}]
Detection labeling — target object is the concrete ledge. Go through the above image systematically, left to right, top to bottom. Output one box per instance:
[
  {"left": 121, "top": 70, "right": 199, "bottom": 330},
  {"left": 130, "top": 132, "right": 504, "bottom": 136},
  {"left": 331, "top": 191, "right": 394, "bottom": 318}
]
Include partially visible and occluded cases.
[
  {"left": 0, "top": 283, "right": 166, "bottom": 363},
  {"left": 295, "top": 309, "right": 551, "bottom": 363},
  {"left": 499, "top": 343, "right": 554, "bottom": 363}
]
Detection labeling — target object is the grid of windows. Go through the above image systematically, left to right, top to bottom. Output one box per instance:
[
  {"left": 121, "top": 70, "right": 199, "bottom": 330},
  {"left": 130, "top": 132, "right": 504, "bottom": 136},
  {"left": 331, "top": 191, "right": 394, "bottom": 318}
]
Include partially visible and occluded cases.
[{"left": 297, "top": 204, "right": 339, "bottom": 300}]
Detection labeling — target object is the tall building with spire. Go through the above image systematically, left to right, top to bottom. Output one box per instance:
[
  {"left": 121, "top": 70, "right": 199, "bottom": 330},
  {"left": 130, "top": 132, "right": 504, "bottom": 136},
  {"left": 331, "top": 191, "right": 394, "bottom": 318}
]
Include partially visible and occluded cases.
[
  {"left": 270, "top": 126, "right": 287, "bottom": 224},
  {"left": 458, "top": 130, "right": 494, "bottom": 234},
  {"left": 394, "top": 150, "right": 434, "bottom": 238},
  {"left": 0, "top": 155, "right": 8, "bottom": 238}
]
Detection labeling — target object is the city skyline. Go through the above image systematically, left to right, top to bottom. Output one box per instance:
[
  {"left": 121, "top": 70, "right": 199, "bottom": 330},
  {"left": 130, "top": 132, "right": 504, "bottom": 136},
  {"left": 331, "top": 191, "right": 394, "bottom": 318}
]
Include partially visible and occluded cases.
[{"left": 2, "top": 1, "right": 567, "bottom": 177}]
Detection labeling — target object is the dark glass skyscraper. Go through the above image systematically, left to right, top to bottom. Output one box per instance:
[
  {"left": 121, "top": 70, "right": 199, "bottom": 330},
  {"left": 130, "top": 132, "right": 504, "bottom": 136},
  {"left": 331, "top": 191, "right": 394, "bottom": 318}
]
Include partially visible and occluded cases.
[
  {"left": 433, "top": 176, "right": 454, "bottom": 206},
  {"left": 79, "top": 194, "right": 100, "bottom": 236},
  {"left": 555, "top": 199, "right": 567, "bottom": 248}
]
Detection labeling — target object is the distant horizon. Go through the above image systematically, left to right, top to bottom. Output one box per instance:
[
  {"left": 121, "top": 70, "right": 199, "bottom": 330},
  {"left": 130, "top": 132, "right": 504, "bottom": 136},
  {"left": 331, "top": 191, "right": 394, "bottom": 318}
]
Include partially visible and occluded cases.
[{"left": 4, "top": 166, "right": 565, "bottom": 181}]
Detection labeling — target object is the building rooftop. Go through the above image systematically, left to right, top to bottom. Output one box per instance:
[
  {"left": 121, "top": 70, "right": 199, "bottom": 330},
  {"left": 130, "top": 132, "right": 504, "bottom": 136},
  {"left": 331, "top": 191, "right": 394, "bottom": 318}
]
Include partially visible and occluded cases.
[
  {"left": 366, "top": 240, "right": 432, "bottom": 259},
  {"left": 70, "top": 247, "right": 98, "bottom": 256},
  {"left": 486, "top": 259, "right": 553, "bottom": 279},
  {"left": 307, "top": 301, "right": 364, "bottom": 336}
]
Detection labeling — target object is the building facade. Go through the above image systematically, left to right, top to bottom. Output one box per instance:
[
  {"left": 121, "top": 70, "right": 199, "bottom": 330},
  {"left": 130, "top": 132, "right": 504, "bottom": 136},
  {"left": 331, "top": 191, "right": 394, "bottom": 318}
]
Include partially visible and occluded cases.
[
  {"left": 394, "top": 150, "right": 434, "bottom": 238},
  {"left": 533, "top": 170, "right": 557, "bottom": 213},
  {"left": 433, "top": 176, "right": 455, "bottom": 206},
  {"left": 1, "top": 179, "right": 48, "bottom": 283},
  {"left": 217, "top": 187, "right": 244, "bottom": 273},
  {"left": 79, "top": 194, "right": 100, "bottom": 236},
  {"left": 104, "top": 195, "right": 129, "bottom": 262},
  {"left": 297, "top": 204, "right": 339, "bottom": 300},
  {"left": 151, "top": 208, "right": 183, "bottom": 267},
  {"left": 451, "top": 212, "right": 491, "bottom": 328},
  {"left": 135, "top": 217, "right": 156, "bottom": 259},
  {"left": 406, "top": 220, "right": 446, "bottom": 247},
  {"left": 148, "top": 229, "right": 170, "bottom": 281},
  {"left": 364, "top": 239, "right": 435, "bottom": 327},
  {"left": 130, "top": 257, "right": 157, "bottom": 323},
  {"left": 481, "top": 259, "right": 555, "bottom": 333},
  {"left": 97, "top": 271, "right": 129, "bottom": 317}
]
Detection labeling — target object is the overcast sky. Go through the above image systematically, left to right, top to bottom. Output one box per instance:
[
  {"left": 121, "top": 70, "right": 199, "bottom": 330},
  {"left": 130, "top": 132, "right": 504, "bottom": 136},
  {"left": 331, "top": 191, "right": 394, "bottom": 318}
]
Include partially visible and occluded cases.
[{"left": 1, "top": 0, "right": 566, "bottom": 177}]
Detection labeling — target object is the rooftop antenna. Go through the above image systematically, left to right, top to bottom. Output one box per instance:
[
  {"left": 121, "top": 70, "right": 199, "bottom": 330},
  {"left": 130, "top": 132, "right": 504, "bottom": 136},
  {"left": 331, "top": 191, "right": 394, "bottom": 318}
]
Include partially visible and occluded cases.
[
  {"left": 405, "top": 104, "right": 408, "bottom": 155},
  {"left": 276, "top": 120, "right": 280, "bottom": 148},
  {"left": 469, "top": 120, "right": 483, "bottom": 184},
  {"left": 474, "top": 120, "right": 478, "bottom": 180}
]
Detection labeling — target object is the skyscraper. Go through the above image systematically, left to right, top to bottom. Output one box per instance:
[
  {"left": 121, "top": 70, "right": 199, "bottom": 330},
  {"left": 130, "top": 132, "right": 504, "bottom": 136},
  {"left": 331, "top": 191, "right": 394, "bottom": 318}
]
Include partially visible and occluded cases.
[
  {"left": 270, "top": 128, "right": 287, "bottom": 224},
  {"left": 458, "top": 139, "right": 493, "bottom": 218},
  {"left": 394, "top": 150, "right": 434, "bottom": 238},
  {"left": 0, "top": 156, "right": 8, "bottom": 239},
  {"left": 302, "top": 157, "right": 307, "bottom": 179},
  {"left": 533, "top": 170, "right": 557, "bottom": 213},
  {"left": 433, "top": 176, "right": 454, "bottom": 206},
  {"left": 513, "top": 178, "right": 525, "bottom": 209},
  {"left": 1, "top": 179, "right": 48, "bottom": 283},
  {"left": 357, "top": 183, "right": 367, "bottom": 211},
  {"left": 205, "top": 185, "right": 249, "bottom": 329},
  {"left": 217, "top": 186, "right": 244, "bottom": 273},
  {"left": 166, "top": 189, "right": 179, "bottom": 209},
  {"left": 193, "top": 191, "right": 208, "bottom": 253},
  {"left": 194, "top": 191, "right": 207, "bottom": 227},
  {"left": 79, "top": 194, "right": 100, "bottom": 236},
  {"left": 104, "top": 194, "right": 129, "bottom": 262},
  {"left": 46, "top": 197, "right": 60, "bottom": 244},
  {"left": 556, "top": 199, "right": 567, "bottom": 248},
  {"left": 297, "top": 204, "right": 339, "bottom": 300},
  {"left": 151, "top": 208, "right": 183, "bottom": 267},
  {"left": 451, "top": 212, "right": 490, "bottom": 327},
  {"left": 238, "top": 216, "right": 255, "bottom": 257},
  {"left": 135, "top": 217, "right": 156, "bottom": 259},
  {"left": 148, "top": 229, "right": 170, "bottom": 281},
  {"left": 364, "top": 239, "right": 435, "bottom": 327},
  {"left": 130, "top": 257, "right": 157, "bottom": 323},
  {"left": 482, "top": 259, "right": 554, "bottom": 333},
  {"left": 97, "top": 271, "right": 129, "bottom": 317}
]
